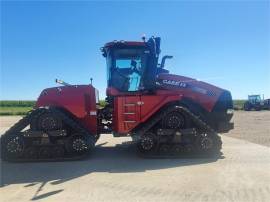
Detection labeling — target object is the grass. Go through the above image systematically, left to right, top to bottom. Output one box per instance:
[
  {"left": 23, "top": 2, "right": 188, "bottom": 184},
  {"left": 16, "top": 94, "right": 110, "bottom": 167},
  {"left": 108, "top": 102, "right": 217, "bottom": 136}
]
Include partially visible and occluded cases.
[
  {"left": 0, "top": 100, "right": 35, "bottom": 107},
  {"left": 233, "top": 100, "right": 245, "bottom": 110},
  {"left": 0, "top": 101, "right": 35, "bottom": 116},
  {"left": 0, "top": 106, "right": 33, "bottom": 116}
]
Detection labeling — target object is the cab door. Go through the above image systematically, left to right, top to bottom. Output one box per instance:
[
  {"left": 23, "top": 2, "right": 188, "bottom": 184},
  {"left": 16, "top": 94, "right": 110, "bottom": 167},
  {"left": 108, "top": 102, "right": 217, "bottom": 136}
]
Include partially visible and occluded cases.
[{"left": 114, "top": 95, "right": 141, "bottom": 134}]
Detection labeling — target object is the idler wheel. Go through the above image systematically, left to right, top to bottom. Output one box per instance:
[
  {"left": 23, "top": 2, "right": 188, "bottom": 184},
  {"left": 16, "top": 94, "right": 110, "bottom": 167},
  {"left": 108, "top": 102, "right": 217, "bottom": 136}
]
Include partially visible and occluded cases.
[
  {"left": 31, "top": 111, "right": 62, "bottom": 131},
  {"left": 162, "top": 112, "right": 186, "bottom": 129},
  {"left": 195, "top": 133, "right": 221, "bottom": 155},
  {"left": 2, "top": 134, "right": 24, "bottom": 159}
]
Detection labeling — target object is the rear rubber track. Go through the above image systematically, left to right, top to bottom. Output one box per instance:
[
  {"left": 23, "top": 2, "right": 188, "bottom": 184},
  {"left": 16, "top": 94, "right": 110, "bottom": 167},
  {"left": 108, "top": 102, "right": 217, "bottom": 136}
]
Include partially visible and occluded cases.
[{"left": 1, "top": 107, "right": 95, "bottom": 162}]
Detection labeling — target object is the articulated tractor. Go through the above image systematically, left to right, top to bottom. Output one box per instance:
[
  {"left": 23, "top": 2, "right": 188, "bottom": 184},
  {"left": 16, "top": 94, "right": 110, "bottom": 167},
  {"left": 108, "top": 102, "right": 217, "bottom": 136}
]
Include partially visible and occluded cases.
[{"left": 1, "top": 37, "right": 234, "bottom": 161}]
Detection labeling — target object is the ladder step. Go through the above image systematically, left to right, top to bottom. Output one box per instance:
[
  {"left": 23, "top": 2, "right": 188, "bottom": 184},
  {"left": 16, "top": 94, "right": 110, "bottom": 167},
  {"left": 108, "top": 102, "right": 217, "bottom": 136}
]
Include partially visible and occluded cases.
[{"left": 124, "top": 103, "right": 135, "bottom": 106}]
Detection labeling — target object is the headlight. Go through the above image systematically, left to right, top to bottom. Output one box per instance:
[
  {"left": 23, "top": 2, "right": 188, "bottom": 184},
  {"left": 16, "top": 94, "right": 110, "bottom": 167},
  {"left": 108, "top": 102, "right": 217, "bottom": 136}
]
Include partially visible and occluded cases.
[{"left": 227, "top": 109, "right": 234, "bottom": 114}]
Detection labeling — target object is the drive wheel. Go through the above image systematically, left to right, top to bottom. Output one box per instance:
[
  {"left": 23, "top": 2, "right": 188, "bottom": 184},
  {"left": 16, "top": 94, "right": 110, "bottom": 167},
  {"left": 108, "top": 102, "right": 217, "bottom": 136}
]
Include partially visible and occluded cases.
[
  {"left": 31, "top": 111, "right": 62, "bottom": 131},
  {"left": 162, "top": 112, "right": 186, "bottom": 129},
  {"left": 1, "top": 133, "right": 24, "bottom": 160},
  {"left": 137, "top": 133, "right": 157, "bottom": 154},
  {"left": 195, "top": 133, "right": 221, "bottom": 155},
  {"left": 66, "top": 134, "right": 95, "bottom": 155}
]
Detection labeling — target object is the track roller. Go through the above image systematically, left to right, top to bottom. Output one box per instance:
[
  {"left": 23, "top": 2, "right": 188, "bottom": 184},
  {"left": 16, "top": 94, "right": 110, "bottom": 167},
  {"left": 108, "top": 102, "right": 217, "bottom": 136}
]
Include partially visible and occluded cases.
[
  {"left": 136, "top": 132, "right": 157, "bottom": 154},
  {"left": 65, "top": 133, "right": 95, "bottom": 155},
  {"left": 159, "top": 144, "right": 171, "bottom": 155},
  {"left": 172, "top": 144, "right": 184, "bottom": 154},
  {"left": 52, "top": 146, "right": 65, "bottom": 158},
  {"left": 24, "top": 147, "right": 39, "bottom": 159},
  {"left": 39, "top": 147, "right": 52, "bottom": 158}
]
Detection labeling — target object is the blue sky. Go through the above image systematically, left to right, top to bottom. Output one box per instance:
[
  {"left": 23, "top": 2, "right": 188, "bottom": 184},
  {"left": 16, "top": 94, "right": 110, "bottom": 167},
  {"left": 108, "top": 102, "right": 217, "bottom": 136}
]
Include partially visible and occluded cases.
[{"left": 1, "top": 1, "right": 269, "bottom": 100}]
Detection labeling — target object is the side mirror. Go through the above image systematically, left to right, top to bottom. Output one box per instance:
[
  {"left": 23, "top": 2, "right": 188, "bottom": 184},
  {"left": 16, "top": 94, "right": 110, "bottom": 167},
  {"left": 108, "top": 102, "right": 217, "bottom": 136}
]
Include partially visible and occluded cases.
[
  {"left": 155, "top": 37, "right": 161, "bottom": 55},
  {"left": 160, "top": 55, "right": 173, "bottom": 68}
]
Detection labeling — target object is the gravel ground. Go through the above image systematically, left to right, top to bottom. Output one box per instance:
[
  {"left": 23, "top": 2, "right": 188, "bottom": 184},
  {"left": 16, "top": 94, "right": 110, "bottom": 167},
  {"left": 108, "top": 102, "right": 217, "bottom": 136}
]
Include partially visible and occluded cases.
[
  {"left": 0, "top": 111, "right": 270, "bottom": 202},
  {"left": 224, "top": 111, "right": 270, "bottom": 147}
]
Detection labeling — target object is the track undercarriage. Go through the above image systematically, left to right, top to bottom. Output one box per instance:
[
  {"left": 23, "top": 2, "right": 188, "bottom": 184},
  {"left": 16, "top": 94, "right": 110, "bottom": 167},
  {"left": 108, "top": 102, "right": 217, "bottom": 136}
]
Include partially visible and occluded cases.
[
  {"left": 1, "top": 105, "right": 222, "bottom": 162},
  {"left": 134, "top": 106, "right": 222, "bottom": 158},
  {"left": 1, "top": 108, "right": 96, "bottom": 162}
]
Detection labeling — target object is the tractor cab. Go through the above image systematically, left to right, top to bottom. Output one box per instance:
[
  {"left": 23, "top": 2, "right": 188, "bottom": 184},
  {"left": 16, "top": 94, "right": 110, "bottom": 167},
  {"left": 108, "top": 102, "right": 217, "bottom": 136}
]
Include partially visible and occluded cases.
[
  {"left": 101, "top": 37, "right": 169, "bottom": 94},
  {"left": 244, "top": 95, "right": 263, "bottom": 111},
  {"left": 248, "top": 95, "right": 261, "bottom": 104}
]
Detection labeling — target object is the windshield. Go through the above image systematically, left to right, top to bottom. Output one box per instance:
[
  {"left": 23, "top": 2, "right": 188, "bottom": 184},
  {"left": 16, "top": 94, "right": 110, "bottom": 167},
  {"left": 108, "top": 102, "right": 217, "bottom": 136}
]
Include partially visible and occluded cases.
[
  {"left": 107, "top": 48, "right": 147, "bottom": 92},
  {"left": 249, "top": 95, "right": 261, "bottom": 102}
]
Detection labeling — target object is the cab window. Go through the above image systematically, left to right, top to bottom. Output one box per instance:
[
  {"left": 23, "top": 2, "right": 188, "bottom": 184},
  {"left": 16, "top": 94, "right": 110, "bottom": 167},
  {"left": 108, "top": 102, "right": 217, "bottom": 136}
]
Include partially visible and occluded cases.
[{"left": 107, "top": 48, "right": 147, "bottom": 92}]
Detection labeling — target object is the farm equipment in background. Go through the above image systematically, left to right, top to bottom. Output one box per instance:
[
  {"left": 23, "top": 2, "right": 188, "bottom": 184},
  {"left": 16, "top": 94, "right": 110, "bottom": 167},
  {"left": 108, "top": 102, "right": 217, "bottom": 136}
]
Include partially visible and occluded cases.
[
  {"left": 1, "top": 36, "right": 234, "bottom": 162},
  {"left": 243, "top": 95, "right": 270, "bottom": 111},
  {"left": 263, "top": 99, "right": 270, "bottom": 110}
]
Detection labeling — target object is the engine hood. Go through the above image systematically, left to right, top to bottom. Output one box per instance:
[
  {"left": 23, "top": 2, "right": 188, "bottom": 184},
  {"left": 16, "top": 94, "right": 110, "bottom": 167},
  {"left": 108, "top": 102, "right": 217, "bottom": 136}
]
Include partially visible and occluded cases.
[
  {"left": 156, "top": 73, "right": 233, "bottom": 113},
  {"left": 36, "top": 85, "right": 98, "bottom": 118}
]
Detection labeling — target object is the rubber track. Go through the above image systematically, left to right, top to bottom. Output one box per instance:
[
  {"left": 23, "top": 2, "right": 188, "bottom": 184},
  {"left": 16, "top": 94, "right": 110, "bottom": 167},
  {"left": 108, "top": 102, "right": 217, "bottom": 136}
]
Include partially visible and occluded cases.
[
  {"left": 134, "top": 105, "right": 222, "bottom": 158},
  {"left": 1, "top": 107, "right": 95, "bottom": 162}
]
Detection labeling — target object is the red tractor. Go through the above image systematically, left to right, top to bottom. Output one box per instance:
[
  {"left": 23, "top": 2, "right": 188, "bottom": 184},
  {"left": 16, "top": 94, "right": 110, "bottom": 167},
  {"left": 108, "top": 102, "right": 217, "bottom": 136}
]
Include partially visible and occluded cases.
[{"left": 1, "top": 37, "right": 234, "bottom": 161}]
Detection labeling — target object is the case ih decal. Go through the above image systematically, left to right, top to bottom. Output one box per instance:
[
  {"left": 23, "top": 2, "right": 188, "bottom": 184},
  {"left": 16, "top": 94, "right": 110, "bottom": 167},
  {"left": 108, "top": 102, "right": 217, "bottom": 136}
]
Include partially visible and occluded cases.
[{"left": 161, "top": 79, "right": 188, "bottom": 88}]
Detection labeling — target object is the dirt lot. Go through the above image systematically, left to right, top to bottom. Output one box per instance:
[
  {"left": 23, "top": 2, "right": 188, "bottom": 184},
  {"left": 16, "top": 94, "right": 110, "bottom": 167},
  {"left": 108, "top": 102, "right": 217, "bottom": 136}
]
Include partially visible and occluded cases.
[
  {"left": 0, "top": 111, "right": 270, "bottom": 202},
  {"left": 224, "top": 111, "right": 270, "bottom": 147}
]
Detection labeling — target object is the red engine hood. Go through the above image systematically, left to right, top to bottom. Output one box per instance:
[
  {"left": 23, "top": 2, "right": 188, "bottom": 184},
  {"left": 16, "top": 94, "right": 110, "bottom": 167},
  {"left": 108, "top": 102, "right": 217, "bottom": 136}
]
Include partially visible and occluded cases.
[
  {"left": 156, "top": 73, "right": 225, "bottom": 112},
  {"left": 157, "top": 73, "right": 223, "bottom": 94},
  {"left": 36, "top": 85, "right": 97, "bottom": 118}
]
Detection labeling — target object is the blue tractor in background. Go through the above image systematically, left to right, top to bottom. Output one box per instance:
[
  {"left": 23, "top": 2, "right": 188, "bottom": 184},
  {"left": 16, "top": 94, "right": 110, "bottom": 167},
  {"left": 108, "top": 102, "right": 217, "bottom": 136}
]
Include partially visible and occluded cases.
[{"left": 243, "top": 95, "right": 270, "bottom": 111}]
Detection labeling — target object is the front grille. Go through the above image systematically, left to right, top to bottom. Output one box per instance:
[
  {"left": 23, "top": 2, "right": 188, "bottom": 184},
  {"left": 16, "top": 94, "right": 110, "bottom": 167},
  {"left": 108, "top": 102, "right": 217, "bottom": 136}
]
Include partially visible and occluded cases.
[{"left": 213, "top": 90, "right": 233, "bottom": 112}]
